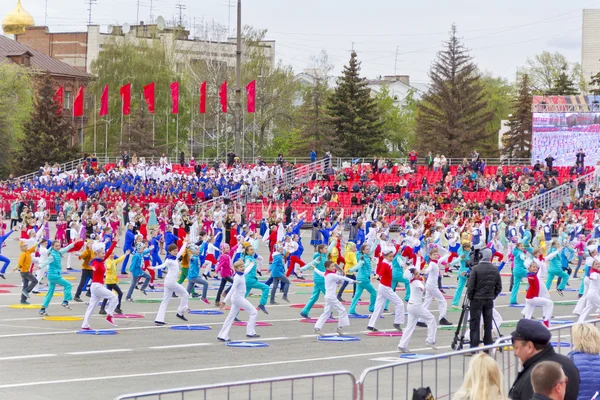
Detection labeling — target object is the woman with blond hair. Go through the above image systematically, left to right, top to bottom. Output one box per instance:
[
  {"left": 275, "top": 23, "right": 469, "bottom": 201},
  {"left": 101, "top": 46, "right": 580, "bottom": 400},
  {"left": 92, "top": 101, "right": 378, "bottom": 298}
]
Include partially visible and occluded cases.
[
  {"left": 568, "top": 323, "right": 600, "bottom": 400},
  {"left": 452, "top": 353, "right": 506, "bottom": 400}
]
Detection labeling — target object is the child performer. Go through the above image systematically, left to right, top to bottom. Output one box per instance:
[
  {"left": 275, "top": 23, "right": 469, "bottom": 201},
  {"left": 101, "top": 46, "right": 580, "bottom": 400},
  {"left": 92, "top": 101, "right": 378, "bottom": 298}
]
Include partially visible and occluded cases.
[
  {"left": 14, "top": 240, "right": 40, "bottom": 304},
  {"left": 38, "top": 240, "right": 82, "bottom": 315},
  {"left": 81, "top": 241, "right": 118, "bottom": 330},
  {"left": 151, "top": 241, "right": 190, "bottom": 325},
  {"left": 299, "top": 241, "right": 336, "bottom": 318},
  {"left": 126, "top": 242, "right": 152, "bottom": 301},
  {"left": 337, "top": 242, "right": 358, "bottom": 302},
  {"left": 347, "top": 242, "right": 379, "bottom": 316},
  {"left": 451, "top": 242, "right": 471, "bottom": 308},
  {"left": 186, "top": 244, "right": 210, "bottom": 304},
  {"left": 269, "top": 244, "right": 291, "bottom": 304},
  {"left": 423, "top": 246, "right": 452, "bottom": 326},
  {"left": 367, "top": 249, "right": 405, "bottom": 332},
  {"left": 100, "top": 250, "right": 128, "bottom": 315},
  {"left": 522, "top": 258, "right": 553, "bottom": 327},
  {"left": 577, "top": 258, "right": 600, "bottom": 323},
  {"left": 217, "top": 260, "right": 260, "bottom": 341},
  {"left": 313, "top": 261, "right": 356, "bottom": 337},
  {"left": 398, "top": 266, "right": 437, "bottom": 352}
]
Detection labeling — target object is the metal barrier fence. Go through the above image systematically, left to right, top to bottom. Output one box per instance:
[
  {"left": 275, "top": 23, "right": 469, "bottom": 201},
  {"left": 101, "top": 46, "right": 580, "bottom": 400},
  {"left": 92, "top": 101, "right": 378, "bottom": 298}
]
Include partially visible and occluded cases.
[
  {"left": 507, "top": 170, "right": 600, "bottom": 217},
  {"left": 115, "top": 318, "right": 600, "bottom": 400},
  {"left": 357, "top": 318, "right": 600, "bottom": 400},
  {"left": 114, "top": 371, "right": 357, "bottom": 400}
]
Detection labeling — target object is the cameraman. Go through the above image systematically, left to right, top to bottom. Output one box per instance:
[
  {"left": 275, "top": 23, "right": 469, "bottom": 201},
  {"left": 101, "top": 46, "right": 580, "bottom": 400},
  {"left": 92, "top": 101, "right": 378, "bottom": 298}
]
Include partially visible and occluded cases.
[{"left": 466, "top": 248, "right": 502, "bottom": 349}]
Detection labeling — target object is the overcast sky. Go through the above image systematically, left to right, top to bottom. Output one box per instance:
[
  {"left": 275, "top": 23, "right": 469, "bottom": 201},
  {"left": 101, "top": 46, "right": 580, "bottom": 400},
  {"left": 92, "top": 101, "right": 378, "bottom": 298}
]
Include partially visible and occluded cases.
[{"left": 1, "top": 0, "right": 596, "bottom": 84}]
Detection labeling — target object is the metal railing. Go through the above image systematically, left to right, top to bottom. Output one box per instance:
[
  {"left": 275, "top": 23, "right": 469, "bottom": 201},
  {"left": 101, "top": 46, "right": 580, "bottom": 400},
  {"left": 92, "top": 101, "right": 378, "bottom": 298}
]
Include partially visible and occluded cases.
[
  {"left": 93, "top": 154, "right": 313, "bottom": 166},
  {"left": 334, "top": 157, "right": 532, "bottom": 169},
  {"left": 7, "top": 158, "right": 85, "bottom": 183},
  {"left": 506, "top": 170, "right": 600, "bottom": 217},
  {"left": 115, "top": 318, "right": 599, "bottom": 400},
  {"left": 356, "top": 318, "right": 599, "bottom": 399},
  {"left": 115, "top": 370, "right": 357, "bottom": 400}
]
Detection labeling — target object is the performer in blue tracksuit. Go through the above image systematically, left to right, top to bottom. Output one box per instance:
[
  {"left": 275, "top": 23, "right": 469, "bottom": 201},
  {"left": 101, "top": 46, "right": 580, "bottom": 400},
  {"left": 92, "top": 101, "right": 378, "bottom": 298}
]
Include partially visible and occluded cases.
[
  {"left": 120, "top": 224, "right": 136, "bottom": 274},
  {"left": 0, "top": 229, "right": 15, "bottom": 278},
  {"left": 150, "top": 231, "right": 163, "bottom": 278},
  {"left": 348, "top": 240, "right": 379, "bottom": 315}
]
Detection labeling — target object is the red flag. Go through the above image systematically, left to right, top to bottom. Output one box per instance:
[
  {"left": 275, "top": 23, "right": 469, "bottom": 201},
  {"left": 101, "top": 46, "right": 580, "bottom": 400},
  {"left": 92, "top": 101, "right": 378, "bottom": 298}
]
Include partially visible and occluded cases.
[
  {"left": 246, "top": 80, "right": 256, "bottom": 113},
  {"left": 199, "top": 81, "right": 206, "bottom": 114},
  {"left": 219, "top": 81, "right": 227, "bottom": 113},
  {"left": 170, "top": 82, "right": 179, "bottom": 114},
  {"left": 143, "top": 83, "right": 155, "bottom": 114},
  {"left": 120, "top": 84, "right": 131, "bottom": 116},
  {"left": 99, "top": 85, "right": 109, "bottom": 116},
  {"left": 54, "top": 86, "right": 64, "bottom": 115},
  {"left": 73, "top": 86, "right": 84, "bottom": 117}
]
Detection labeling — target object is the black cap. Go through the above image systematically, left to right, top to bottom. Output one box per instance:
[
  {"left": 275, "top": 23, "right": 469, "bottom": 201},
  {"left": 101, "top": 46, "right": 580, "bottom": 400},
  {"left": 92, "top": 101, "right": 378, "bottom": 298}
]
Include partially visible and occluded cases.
[{"left": 510, "top": 319, "right": 551, "bottom": 345}]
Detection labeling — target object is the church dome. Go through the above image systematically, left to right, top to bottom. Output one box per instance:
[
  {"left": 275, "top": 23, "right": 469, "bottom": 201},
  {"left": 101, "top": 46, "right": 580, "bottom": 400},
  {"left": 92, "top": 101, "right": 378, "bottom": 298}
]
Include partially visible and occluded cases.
[{"left": 2, "top": 1, "right": 35, "bottom": 35}]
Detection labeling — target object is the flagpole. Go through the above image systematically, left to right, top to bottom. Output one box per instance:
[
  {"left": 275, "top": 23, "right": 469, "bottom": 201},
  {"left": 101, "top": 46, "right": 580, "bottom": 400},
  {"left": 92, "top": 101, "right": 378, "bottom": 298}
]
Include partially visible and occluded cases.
[
  {"left": 120, "top": 95, "right": 123, "bottom": 149},
  {"left": 94, "top": 96, "right": 97, "bottom": 154},
  {"left": 189, "top": 100, "right": 193, "bottom": 159},
  {"left": 166, "top": 107, "right": 169, "bottom": 157},
  {"left": 242, "top": 110, "right": 245, "bottom": 162},
  {"left": 176, "top": 112, "right": 179, "bottom": 157},
  {"left": 152, "top": 113, "right": 155, "bottom": 147},
  {"left": 202, "top": 113, "right": 206, "bottom": 163},
  {"left": 216, "top": 113, "right": 220, "bottom": 160},
  {"left": 224, "top": 113, "right": 228, "bottom": 157},
  {"left": 253, "top": 113, "right": 256, "bottom": 160},
  {"left": 81, "top": 114, "right": 84, "bottom": 152},
  {"left": 105, "top": 117, "right": 108, "bottom": 160}
]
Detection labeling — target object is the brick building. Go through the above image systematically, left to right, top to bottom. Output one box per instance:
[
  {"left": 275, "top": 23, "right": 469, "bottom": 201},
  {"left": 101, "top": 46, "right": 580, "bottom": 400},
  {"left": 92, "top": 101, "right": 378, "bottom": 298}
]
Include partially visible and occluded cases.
[{"left": 0, "top": 34, "right": 90, "bottom": 145}]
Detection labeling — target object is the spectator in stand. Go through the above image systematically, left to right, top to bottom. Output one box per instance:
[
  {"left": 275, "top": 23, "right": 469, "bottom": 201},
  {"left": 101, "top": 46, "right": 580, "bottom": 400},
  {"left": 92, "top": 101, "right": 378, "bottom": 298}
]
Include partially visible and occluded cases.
[
  {"left": 575, "top": 148, "right": 586, "bottom": 168},
  {"left": 310, "top": 149, "right": 317, "bottom": 163},
  {"left": 408, "top": 149, "right": 418, "bottom": 168},
  {"left": 122, "top": 151, "right": 130, "bottom": 168},
  {"left": 179, "top": 151, "right": 185, "bottom": 167},
  {"left": 425, "top": 151, "right": 433, "bottom": 169},
  {"left": 277, "top": 153, "right": 285, "bottom": 167},
  {"left": 545, "top": 155, "right": 556, "bottom": 173},
  {"left": 533, "top": 160, "right": 542, "bottom": 172},
  {"left": 577, "top": 180, "right": 586, "bottom": 199},
  {"left": 508, "top": 319, "right": 579, "bottom": 400},
  {"left": 567, "top": 323, "right": 600, "bottom": 400},
  {"left": 452, "top": 353, "right": 505, "bottom": 400},
  {"left": 530, "top": 361, "right": 568, "bottom": 400}
]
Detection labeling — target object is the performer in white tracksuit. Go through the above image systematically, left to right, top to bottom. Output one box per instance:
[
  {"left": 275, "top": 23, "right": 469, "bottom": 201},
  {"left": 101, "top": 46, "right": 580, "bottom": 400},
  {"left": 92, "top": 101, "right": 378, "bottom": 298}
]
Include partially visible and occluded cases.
[
  {"left": 32, "top": 239, "right": 51, "bottom": 292},
  {"left": 151, "top": 241, "right": 190, "bottom": 325},
  {"left": 574, "top": 245, "right": 599, "bottom": 316},
  {"left": 422, "top": 247, "right": 452, "bottom": 325},
  {"left": 367, "top": 249, "right": 405, "bottom": 332},
  {"left": 521, "top": 258, "right": 553, "bottom": 326},
  {"left": 577, "top": 258, "right": 600, "bottom": 323},
  {"left": 217, "top": 259, "right": 259, "bottom": 341},
  {"left": 313, "top": 261, "right": 356, "bottom": 336},
  {"left": 398, "top": 266, "right": 437, "bottom": 352}
]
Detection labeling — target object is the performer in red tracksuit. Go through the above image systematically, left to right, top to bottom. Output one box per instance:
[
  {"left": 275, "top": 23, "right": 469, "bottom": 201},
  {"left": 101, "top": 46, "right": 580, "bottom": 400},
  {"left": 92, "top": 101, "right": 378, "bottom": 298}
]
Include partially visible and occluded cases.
[{"left": 367, "top": 249, "right": 405, "bottom": 332}]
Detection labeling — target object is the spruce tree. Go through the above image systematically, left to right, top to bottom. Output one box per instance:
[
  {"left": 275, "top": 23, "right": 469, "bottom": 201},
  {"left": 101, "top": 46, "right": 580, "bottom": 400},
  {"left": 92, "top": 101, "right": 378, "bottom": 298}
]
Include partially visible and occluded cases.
[
  {"left": 415, "top": 24, "right": 493, "bottom": 156},
  {"left": 328, "top": 52, "right": 385, "bottom": 157},
  {"left": 546, "top": 67, "right": 579, "bottom": 95},
  {"left": 15, "top": 74, "right": 78, "bottom": 175},
  {"left": 502, "top": 74, "right": 533, "bottom": 159},
  {"left": 290, "top": 78, "right": 335, "bottom": 156},
  {"left": 126, "top": 105, "right": 161, "bottom": 156}
]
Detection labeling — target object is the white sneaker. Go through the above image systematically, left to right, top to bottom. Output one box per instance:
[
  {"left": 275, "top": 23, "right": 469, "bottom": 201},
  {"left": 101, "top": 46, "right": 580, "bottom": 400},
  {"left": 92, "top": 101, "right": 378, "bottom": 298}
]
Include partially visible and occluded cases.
[
  {"left": 335, "top": 327, "right": 344, "bottom": 336},
  {"left": 314, "top": 328, "right": 324, "bottom": 337},
  {"left": 425, "top": 341, "right": 437, "bottom": 350},
  {"left": 397, "top": 346, "right": 410, "bottom": 353}
]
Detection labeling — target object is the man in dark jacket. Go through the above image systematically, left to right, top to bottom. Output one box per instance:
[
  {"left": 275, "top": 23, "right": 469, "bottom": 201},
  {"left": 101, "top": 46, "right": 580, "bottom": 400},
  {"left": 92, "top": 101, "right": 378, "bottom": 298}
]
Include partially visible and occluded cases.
[
  {"left": 466, "top": 248, "right": 501, "bottom": 349},
  {"left": 509, "top": 319, "right": 580, "bottom": 400}
]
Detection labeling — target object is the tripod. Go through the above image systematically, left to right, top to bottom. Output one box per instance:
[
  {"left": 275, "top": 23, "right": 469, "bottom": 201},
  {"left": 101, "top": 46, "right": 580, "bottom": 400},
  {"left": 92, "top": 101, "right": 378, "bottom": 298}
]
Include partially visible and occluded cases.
[{"left": 451, "top": 294, "right": 502, "bottom": 351}]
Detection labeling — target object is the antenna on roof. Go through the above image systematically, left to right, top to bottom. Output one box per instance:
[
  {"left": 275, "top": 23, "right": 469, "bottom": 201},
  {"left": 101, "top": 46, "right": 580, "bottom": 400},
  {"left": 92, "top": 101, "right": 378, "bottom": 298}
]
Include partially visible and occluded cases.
[
  {"left": 122, "top": 22, "right": 131, "bottom": 34},
  {"left": 107, "top": 24, "right": 114, "bottom": 34}
]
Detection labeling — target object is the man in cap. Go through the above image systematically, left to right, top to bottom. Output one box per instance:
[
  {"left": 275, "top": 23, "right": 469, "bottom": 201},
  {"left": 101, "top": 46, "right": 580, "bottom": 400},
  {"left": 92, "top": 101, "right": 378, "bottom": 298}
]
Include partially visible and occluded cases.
[
  {"left": 466, "top": 247, "right": 502, "bottom": 349},
  {"left": 508, "top": 319, "right": 579, "bottom": 400}
]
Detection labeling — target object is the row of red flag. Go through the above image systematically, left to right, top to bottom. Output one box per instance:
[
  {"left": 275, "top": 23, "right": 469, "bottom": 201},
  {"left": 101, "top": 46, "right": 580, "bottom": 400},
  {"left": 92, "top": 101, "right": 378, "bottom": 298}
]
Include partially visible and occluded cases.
[{"left": 54, "top": 81, "right": 257, "bottom": 117}]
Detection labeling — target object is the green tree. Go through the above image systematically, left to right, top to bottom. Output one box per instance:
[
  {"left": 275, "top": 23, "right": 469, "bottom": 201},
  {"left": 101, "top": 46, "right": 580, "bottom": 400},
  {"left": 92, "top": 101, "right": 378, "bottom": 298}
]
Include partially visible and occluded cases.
[
  {"left": 415, "top": 24, "right": 493, "bottom": 157},
  {"left": 89, "top": 37, "right": 188, "bottom": 157},
  {"left": 328, "top": 51, "right": 385, "bottom": 157},
  {"left": 520, "top": 52, "right": 583, "bottom": 94},
  {"left": 0, "top": 63, "right": 33, "bottom": 177},
  {"left": 546, "top": 67, "right": 579, "bottom": 95},
  {"left": 480, "top": 72, "right": 514, "bottom": 156},
  {"left": 15, "top": 74, "right": 78, "bottom": 174},
  {"left": 502, "top": 74, "right": 533, "bottom": 158},
  {"left": 290, "top": 77, "right": 335, "bottom": 157},
  {"left": 373, "top": 85, "right": 415, "bottom": 155},
  {"left": 125, "top": 104, "right": 162, "bottom": 156}
]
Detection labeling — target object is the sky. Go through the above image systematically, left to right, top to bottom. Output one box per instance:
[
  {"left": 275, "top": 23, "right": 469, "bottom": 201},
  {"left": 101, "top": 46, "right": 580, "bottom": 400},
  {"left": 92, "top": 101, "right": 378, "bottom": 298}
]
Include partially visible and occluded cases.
[{"left": 0, "top": 0, "right": 595, "bottom": 84}]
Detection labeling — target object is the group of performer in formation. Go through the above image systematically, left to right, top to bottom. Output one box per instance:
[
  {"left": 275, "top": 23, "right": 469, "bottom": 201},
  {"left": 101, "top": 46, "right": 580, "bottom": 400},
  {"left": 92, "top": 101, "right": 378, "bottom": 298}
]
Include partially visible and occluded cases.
[{"left": 4, "top": 197, "right": 600, "bottom": 351}]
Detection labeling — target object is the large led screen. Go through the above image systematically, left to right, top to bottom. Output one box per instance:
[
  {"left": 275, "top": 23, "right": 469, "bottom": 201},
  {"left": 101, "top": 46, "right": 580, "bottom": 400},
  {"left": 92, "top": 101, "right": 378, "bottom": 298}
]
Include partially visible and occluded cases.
[{"left": 531, "top": 112, "right": 600, "bottom": 166}]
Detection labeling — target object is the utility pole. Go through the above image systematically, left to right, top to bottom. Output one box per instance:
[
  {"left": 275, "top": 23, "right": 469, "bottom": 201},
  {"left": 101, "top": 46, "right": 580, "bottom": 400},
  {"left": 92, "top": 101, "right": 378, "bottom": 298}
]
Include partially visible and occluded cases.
[
  {"left": 85, "top": 0, "right": 97, "bottom": 25},
  {"left": 136, "top": 0, "right": 140, "bottom": 24},
  {"left": 149, "top": 0, "right": 154, "bottom": 23},
  {"left": 234, "top": 0, "right": 242, "bottom": 156},
  {"left": 175, "top": 2, "right": 186, "bottom": 27},
  {"left": 394, "top": 45, "right": 399, "bottom": 75}
]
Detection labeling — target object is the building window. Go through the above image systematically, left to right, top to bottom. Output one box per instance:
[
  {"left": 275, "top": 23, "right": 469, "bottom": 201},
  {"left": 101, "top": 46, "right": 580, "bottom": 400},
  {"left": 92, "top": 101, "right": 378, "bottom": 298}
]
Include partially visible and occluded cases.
[{"left": 64, "top": 91, "right": 72, "bottom": 109}]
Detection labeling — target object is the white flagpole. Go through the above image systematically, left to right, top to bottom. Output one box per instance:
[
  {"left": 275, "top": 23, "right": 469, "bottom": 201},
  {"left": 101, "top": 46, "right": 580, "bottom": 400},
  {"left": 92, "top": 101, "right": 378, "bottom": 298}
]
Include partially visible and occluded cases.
[
  {"left": 93, "top": 95, "right": 97, "bottom": 153},
  {"left": 120, "top": 95, "right": 123, "bottom": 149},
  {"left": 176, "top": 112, "right": 179, "bottom": 157},
  {"left": 202, "top": 113, "right": 206, "bottom": 163},
  {"left": 217, "top": 113, "right": 220, "bottom": 161}
]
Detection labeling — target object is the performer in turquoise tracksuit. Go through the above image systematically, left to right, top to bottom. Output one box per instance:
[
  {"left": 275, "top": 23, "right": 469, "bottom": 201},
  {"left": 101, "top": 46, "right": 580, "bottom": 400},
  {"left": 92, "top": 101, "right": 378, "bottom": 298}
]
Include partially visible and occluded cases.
[
  {"left": 521, "top": 230, "right": 534, "bottom": 254},
  {"left": 348, "top": 240, "right": 379, "bottom": 315},
  {"left": 39, "top": 241, "right": 77, "bottom": 315},
  {"left": 545, "top": 241, "right": 569, "bottom": 294},
  {"left": 299, "top": 242, "right": 336, "bottom": 318},
  {"left": 510, "top": 242, "right": 528, "bottom": 305},
  {"left": 451, "top": 243, "right": 471, "bottom": 307},
  {"left": 244, "top": 248, "right": 270, "bottom": 314},
  {"left": 385, "top": 250, "right": 410, "bottom": 310}
]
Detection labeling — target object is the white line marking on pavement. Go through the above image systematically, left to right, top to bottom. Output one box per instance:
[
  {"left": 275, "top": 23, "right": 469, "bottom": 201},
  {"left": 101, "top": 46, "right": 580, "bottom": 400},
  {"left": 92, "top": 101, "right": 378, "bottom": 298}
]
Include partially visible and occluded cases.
[
  {"left": 149, "top": 343, "right": 213, "bottom": 350},
  {"left": 0, "top": 346, "right": 451, "bottom": 389},
  {"left": 66, "top": 349, "right": 132, "bottom": 355},
  {"left": 0, "top": 354, "right": 57, "bottom": 361}
]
